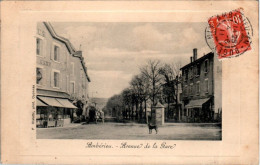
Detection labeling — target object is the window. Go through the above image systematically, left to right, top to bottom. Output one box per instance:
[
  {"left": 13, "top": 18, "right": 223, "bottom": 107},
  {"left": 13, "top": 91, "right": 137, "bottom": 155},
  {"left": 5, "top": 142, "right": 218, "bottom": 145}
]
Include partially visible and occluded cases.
[
  {"left": 36, "top": 38, "right": 42, "bottom": 56},
  {"left": 54, "top": 45, "right": 60, "bottom": 61},
  {"left": 204, "top": 60, "right": 208, "bottom": 73},
  {"left": 196, "top": 63, "right": 200, "bottom": 76},
  {"left": 193, "top": 65, "right": 197, "bottom": 75},
  {"left": 36, "top": 67, "right": 43, "bottom": 85},
  {"left": 190, "top": 67, "right": 193, "bottom": 79},
  {"left": 184, "top": 70, "right": 188, "bottom": 81},
  {"left": 54, "top": 72, "right": 60, "bottom": 87},
  {"left": 205, "top": 79, "right": 209, "bottom": 93},
  {"left": 196, "top": 81, "right": 200, "bottom": 95},
  {"left": 70, "top": 82, "right": 75, "bottom": 93},
  {"left": 190, "top": 84, "right": 193, "bottom": 96},
  {"left": 184, "top": 85, "right": 187, "bottom": 96}
]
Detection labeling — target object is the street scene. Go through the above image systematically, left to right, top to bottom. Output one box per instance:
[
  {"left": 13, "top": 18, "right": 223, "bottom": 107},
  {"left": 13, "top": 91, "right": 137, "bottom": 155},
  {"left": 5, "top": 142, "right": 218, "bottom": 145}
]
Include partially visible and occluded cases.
[{"left": 36, "top": 22, "right": 222, "bottom": 140}]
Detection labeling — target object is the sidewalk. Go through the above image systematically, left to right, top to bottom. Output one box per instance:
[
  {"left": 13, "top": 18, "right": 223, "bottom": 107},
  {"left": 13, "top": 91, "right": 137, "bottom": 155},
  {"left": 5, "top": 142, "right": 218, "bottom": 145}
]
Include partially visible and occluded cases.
[
  {"left": 100, "top": 121, "right": 221, "bottom": 128},
  {"left": 164, "top": 122, "right": 222, "bottom": 127},
  {"left": 37, "top": 123, "right": 82, "bottom": 129}
]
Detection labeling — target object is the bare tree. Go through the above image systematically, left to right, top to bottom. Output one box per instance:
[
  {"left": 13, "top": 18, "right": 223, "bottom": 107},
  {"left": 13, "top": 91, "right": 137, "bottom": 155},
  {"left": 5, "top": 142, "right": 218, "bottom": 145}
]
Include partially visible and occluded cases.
[
  {"left": 140, "top": 60, "right": 163, "bottom": 106},
  {"left": 159, "top": 61, "right": 182, "bottom": 120}
]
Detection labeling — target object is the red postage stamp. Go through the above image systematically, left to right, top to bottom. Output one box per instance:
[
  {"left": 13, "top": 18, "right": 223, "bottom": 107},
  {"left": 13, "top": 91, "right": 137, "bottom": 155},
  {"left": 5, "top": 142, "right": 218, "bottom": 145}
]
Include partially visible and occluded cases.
[{"left": 206, "top": 8, "right": 252, "bottom": 59}]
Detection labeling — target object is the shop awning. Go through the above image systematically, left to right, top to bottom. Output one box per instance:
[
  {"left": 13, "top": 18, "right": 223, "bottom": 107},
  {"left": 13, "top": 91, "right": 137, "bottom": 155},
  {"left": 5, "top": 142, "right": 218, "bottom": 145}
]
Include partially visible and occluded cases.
[
  {"left": 38, "top": 96, "right": 64, "bottom": 107},
  {"left": 37, "top": 98, "right": 47, "bottom": 106},
  {"left": 56, "top": 98, "right": 77, "bottom": 109},
  {"left": 185, "top": 98, "right": 210, "bottom": 108}
]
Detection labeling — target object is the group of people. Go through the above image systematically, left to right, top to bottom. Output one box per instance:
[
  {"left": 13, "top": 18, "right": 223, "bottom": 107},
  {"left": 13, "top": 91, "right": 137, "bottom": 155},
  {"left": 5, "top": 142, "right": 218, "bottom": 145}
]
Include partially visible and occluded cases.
[{"left": 85, "top": 105, "right": 104, "bottom": 124}]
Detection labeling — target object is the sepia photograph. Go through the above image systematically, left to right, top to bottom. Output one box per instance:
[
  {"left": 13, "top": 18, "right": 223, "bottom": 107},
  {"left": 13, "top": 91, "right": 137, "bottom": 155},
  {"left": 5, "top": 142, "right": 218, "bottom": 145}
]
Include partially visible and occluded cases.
[
  {"left": 1, "top": 1, "right": 258, "bottom": 164},
  {"left": 36, "top": 22, "right": 222, "bottom": 140}
]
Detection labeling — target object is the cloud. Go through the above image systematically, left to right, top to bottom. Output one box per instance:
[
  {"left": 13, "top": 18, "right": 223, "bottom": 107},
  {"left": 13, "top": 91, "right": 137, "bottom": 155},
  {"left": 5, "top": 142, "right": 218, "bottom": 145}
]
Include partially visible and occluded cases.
[
  {"left": 130, "top": 24, "right": 173, "bottom": 51},
  {"left": 57, "top": 25, "right": 105, "bottom": 51},
  {"left": 180, "top": 27, "right": 200, "bottom": 45}
]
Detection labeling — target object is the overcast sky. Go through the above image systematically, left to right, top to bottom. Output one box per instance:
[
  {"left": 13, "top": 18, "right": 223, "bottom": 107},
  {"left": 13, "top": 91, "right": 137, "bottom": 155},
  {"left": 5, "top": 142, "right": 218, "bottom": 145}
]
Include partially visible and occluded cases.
[{"left": 51, "top": 22, "right": 211, "bottom": 98}]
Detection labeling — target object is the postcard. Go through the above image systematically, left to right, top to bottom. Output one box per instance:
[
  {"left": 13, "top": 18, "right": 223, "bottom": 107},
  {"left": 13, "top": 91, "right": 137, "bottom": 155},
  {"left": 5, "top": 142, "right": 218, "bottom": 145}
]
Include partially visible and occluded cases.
[{"left": 1, "top": 1, "right": 258, "bottom": 164}]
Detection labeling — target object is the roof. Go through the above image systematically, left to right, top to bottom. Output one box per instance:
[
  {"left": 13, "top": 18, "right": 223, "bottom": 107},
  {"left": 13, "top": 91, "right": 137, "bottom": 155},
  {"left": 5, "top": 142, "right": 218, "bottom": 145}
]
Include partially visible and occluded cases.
[
  {"left": 43, "top": 22, "right": 90, "bottom": 82},
  {"left": 180, "top": 52, "right": 214, "bottom": 70},
  {"left": 37, "top": 88, "right": 70, "bottom": 98},
  {"left": 185, "top": 98, "right": 210, "bottom": 108}
]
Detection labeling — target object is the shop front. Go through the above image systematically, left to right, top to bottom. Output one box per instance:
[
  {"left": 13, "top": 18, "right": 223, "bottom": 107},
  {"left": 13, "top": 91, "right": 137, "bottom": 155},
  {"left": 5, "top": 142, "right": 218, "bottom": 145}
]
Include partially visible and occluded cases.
[
  {"left": 36, "top": 96, "right": 77, "bottom": 127},
  {"left": 183, "top": 98, "right": 212, "bottom": 122}
]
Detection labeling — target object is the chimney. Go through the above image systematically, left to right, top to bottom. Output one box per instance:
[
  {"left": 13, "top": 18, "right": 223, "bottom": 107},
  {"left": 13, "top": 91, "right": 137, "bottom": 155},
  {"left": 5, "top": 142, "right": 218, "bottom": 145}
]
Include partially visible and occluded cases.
[
  {"left": 193, "top": 48, "right": 197, "bottom": 61},
  {"left": 190, "top": 56, "right": 193, "bottom": 63}
]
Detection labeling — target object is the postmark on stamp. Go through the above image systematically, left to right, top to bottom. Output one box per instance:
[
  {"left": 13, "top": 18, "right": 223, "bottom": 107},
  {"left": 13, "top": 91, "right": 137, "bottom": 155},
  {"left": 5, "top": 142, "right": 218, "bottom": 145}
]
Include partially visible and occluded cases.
[{"left": 205, "top": 8, "right": 253, "bottom": 59}]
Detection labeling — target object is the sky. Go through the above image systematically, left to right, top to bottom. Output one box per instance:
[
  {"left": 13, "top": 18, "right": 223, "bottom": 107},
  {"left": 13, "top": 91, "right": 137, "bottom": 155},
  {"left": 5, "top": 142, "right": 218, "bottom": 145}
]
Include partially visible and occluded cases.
[{"left": 51, "top": 22, "right": 211, "bottom": 98}]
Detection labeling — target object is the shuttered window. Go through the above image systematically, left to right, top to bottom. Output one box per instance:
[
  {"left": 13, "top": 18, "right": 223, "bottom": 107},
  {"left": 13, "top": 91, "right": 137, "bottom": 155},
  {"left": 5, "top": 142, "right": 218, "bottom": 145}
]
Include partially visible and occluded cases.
[{"left": 36, "top": 38, "right": 42, "bottom": 56}]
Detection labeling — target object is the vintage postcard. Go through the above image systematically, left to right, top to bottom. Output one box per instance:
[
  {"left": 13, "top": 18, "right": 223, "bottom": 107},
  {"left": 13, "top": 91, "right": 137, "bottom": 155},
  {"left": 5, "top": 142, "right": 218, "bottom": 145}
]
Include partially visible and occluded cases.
[{"left": 1, "top": 1, "right": 258, "bottom": 164}]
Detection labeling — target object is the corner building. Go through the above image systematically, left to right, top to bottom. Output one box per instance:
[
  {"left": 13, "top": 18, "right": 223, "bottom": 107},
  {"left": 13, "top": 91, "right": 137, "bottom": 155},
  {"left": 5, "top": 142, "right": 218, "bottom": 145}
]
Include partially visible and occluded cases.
[
  {"left": 36, "top": 22, "right": 90, "bottom": 127},
  {"left": 180, "top": 49, "right": 222, "bottom": 122}
]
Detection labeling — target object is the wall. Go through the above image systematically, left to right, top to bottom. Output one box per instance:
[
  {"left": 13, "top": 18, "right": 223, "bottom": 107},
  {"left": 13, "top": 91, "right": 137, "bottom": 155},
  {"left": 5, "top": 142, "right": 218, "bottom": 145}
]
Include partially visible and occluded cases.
[
  {"left": 36, "top": 22, "right": 89, "bottom": 102},
  {"left": 36, "top": 23, "right": 69, "bottom": 93},
  {"left": 213, "top": 51, "right": 222, "bottom": 115},
  {"left": 181, "top": 53, "right": 214, "bottom": 102}
]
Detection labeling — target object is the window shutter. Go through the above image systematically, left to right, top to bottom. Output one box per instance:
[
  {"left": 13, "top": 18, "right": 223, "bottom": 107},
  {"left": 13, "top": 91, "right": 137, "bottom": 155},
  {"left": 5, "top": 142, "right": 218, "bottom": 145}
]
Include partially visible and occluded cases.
[
  {"left": 42, "top": 39, "right": 46, "bottom": 57},
  {"left": 51, "top": 44, "right": 54, "bottom": 60},
  {"left": 58, "top": 47, "right": 63, "bottom": 62},
  {"left": 42, "top": 68, "right": 46, "bottom": 86},
  {"left": 51, "top": 71, "right": 54, "bottom": 87},
  {"left": 59, "top": 73, "right": 62, "bottom": 89}
]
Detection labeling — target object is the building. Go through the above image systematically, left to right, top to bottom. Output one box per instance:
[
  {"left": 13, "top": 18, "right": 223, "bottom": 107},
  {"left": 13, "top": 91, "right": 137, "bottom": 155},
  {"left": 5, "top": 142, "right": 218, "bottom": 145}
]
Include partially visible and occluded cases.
[
  {"left": 36, "top": 22, "right": 91, "bottom": 127},
  {"left": 180, "top": 48, "right": 222, "bottom": 122},
  {"left": 161, "top": 79, "right": 182, "bottom": 122}
]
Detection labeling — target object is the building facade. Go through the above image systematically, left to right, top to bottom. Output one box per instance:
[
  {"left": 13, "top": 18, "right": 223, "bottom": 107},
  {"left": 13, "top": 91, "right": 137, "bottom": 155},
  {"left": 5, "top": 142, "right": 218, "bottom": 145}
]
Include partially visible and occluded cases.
[
  {"left": 36, "top": 22, "right": 90, "bottom": 127},
  {"left": 180, "top": 48, "right": 222, "bottom": 122}
]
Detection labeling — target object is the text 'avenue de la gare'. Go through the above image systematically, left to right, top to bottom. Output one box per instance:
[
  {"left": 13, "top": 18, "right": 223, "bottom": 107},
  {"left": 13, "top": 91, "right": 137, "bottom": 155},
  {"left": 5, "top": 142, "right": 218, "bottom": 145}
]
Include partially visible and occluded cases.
[{"left": 85, "top": 142, "right": 176, "bottom": 149}]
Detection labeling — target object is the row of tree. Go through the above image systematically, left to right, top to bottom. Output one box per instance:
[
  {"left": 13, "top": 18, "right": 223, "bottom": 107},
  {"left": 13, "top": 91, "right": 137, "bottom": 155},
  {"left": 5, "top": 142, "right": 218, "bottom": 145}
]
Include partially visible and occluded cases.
[{"left": 103, "top": 59, "right": 182, "bottom": 123}]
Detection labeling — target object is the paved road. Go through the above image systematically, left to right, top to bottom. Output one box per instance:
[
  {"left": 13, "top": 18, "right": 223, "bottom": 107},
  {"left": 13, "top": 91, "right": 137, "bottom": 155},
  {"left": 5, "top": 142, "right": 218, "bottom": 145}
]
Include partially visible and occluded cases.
[{"left": 37, "top": 122, "right": 221, "bottom": 140}]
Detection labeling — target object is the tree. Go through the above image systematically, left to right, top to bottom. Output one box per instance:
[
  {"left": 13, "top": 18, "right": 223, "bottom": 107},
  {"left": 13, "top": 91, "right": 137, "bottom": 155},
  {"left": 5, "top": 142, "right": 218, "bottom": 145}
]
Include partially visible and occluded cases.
[
  {"left": 140, "top": 60, "right": 163, "bottom": 106},
  {"left": 159, "top": 62, "right": 182, "bottom": 120},
  {"left": 130, "top": 74, "right": 149, "bottom": 122},
  {"left": 122, "top": 88, "right": 133, "bottom": 119},
  {"left": 105, "top": 94, "right": 123, "bottom": 119}
]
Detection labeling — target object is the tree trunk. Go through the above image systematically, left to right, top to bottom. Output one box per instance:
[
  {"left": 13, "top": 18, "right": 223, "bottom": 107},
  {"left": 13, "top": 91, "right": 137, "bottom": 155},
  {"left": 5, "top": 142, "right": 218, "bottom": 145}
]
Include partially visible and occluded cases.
[
  {"left": 167, "top": 96, "right": 170, "bottom": 121},
  {"left": 144, "top": 99, "right": 147, "bottom": 123},
  {"left": 139, "top": 100, "right": 143, "bottom": 122},
  {"left": 135, "top": 101, "right": 139, "bottom": 121},
  {"left": 131, "top": 104, "right": 134, "bottom": 120}
]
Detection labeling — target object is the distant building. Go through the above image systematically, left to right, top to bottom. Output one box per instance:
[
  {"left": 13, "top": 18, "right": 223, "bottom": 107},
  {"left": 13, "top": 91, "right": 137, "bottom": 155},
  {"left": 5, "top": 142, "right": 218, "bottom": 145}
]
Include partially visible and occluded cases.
[
  {"left": 36, "top": 22, "right": 91, "bottom": 127},
  {"left": 180, "top": 48, "right": 222, "bottom": 122},
  {"left": 161, "top": 79, "right": 182, "bottom": 122}
]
